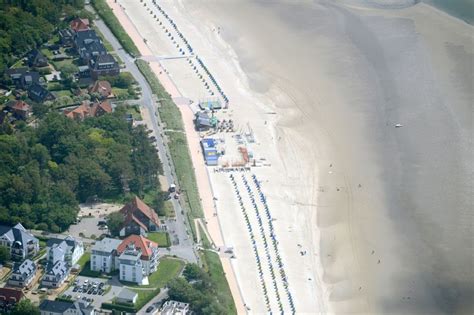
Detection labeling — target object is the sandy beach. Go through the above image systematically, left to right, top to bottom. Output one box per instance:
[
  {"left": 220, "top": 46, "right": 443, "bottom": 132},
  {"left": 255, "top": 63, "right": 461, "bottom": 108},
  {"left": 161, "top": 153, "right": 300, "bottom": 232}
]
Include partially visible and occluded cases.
[{"left": 109, "top": 0, "right": 473, "bottom": 314}]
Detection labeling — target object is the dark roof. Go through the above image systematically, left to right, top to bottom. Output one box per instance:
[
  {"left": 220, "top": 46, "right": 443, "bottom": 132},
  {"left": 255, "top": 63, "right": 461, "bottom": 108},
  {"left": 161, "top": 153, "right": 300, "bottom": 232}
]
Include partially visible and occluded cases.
[
  {"left": 59, "top": 29, "right": 74, "bottom": 38},
  {"left": 74, "top": 30, "right": 100, "bottom": 43},
  {"left": 28, "top": 49, "right": 48, "bottom": 67},
  {"left": 94, "top": 54, "right": 116, "bottom": 64},
  {"left": 6, "top": 68, "right": 27, "bottom": 78},
  {"left": 21, "top": 72, "right": 41, "bottom": 86},
  {"left": 28, "top": 83, "right": 55, "bottom": 102},
  {"left": 0, "top": 223, "right": 38, "bottom": 253},
  {"left": 46, "top": 236, "right": 79, "bottom": 249},
  {"left": 12, "top": 259, "right": 36, "bottom": 276},
  {"left": 45, "top": 260, "right": 68, "bottom": 277},
  {"left": 0, "top": 288, "right": 24, "bottom": 302},
  {"left": 39, "top": 299, "right": 92, "bottom": 314},
  {"left": 39, "top": 300, "right": 72, "bottom": 313}
]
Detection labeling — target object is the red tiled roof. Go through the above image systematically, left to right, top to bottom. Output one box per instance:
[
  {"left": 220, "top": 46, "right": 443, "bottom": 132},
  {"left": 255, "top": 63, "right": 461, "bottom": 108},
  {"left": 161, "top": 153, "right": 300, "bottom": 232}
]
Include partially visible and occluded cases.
[
  {"left": 70, "top": 18, "right": 90, "bottom": 32},
  {"left": 89, "top": 80, "right": 112, "bottom": 98},
  {"left": 9, "top": 100, "right": 30, "bottom": 112},
  {"left": 64, "top": 100, "right": 112, "bottom": 120},
  {"left": 64, "top": 102, "right": 90, "bottom": 120},
  {"left": 120, "top": 197, "right": 161, "bottom": 231},
  {"left": 117, "top": 235, "right": 158, "bottom": 260},
  {"left": 0, "top": 288, "right": 24, "bottom": 303}
]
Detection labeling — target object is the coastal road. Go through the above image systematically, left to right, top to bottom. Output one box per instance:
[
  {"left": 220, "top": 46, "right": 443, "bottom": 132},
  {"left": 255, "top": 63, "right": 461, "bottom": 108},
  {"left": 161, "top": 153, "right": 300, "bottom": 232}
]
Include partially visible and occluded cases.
[{"left": 89, "top": 7, "right": 198, "bottom": 264}]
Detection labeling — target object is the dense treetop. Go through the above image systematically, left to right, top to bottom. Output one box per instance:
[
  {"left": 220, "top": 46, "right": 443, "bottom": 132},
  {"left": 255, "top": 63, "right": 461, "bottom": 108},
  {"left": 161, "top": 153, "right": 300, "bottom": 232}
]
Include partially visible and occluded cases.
[
  {"left": 0, "top": 0, "right": 85, "bottom": 71},
  {"left": 0, "top": 107, "right": 162, "bottom": 232}
]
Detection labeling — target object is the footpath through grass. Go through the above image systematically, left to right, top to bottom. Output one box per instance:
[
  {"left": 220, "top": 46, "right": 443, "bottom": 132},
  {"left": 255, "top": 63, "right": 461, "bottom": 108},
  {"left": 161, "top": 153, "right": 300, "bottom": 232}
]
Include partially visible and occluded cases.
[
  {"left": 91, "top": 0, "right": 140, "bottom": 57},
  {"left": 135, "top": 47, "right": 236, "bottom": 315},
  {"left": 136, "top": 59, "right": 204, "bottom": 239}
]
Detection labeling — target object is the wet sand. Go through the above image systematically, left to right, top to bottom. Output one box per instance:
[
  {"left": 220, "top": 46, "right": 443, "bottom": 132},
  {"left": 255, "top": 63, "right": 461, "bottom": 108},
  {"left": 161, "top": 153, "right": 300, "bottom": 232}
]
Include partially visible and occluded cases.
[
  {"left": 113, "top": 0, "right": 473, "bottom": 314},
  {"left": 174, "top": 1, "right": 473, "bottom": 313}
]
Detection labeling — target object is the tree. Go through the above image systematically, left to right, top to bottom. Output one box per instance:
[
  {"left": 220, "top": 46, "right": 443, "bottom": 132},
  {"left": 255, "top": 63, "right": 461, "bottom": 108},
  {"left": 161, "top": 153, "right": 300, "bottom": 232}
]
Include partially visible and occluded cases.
[
  {"left": 107, "top": 212, "right": 124, "bottom": 237},
  {"left": 0, "top": 245, "right": 10, "bottom": 263},
  {"left": 183, "top": 263, "right": 205, "bottom": 282},
  {"left": 11, "top": 299, "right": 40, "bottom": 315}
]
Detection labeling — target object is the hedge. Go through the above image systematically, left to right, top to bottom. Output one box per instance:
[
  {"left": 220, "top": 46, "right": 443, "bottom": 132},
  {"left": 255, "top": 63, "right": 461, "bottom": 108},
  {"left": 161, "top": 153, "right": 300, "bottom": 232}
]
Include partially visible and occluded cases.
[{"left": 91, "top": 0, "right": 140, "bottom": 57}]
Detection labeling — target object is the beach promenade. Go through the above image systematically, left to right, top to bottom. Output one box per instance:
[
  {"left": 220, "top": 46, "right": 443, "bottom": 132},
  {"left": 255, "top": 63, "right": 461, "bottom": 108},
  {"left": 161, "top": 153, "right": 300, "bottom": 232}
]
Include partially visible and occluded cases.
[{"left": 104, "top": 0, "right": 246, "bottom": 312}]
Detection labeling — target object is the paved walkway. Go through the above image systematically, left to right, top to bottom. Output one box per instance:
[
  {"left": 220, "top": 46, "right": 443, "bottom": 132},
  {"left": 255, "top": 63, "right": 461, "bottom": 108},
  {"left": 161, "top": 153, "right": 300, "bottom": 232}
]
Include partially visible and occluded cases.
[
  {"left": 103, "top": 1, "right": 245, "bottom": 312},
  {"left": 87, "top": 5, "right": 197, "bottom": 265}
]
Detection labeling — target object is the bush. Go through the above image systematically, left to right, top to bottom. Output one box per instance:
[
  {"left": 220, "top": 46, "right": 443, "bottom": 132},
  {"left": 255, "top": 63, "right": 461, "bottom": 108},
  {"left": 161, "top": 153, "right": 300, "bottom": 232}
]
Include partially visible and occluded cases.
[
  {"left": 91, "top": 0, "right": 140, "bottom": 57},
  {"left": 101, "top": 302, "right": 136, "bottom": 313}
]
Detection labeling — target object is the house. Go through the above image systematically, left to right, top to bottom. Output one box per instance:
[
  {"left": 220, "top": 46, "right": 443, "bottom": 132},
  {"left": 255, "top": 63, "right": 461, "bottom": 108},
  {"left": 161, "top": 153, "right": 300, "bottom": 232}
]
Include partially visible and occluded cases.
[
  {"left": 70, "top": 18, "right": 90, "bottom": 32},
  {"left": 59, "top": 29, "right": 75, "bottom": 46},
  {"left": 74, "top": 30, "right": 106, "bottom": 63},
  {"left": 27, "top": 49, "right": 49, "bottom": 68},
  {"left": 89, "top": 54, "right": 120, "bottom": 79},
  {"left": 78, "top": 65, "right": 90, "bottom": 78},
  {"left": 5, "top": 68, "right": 28, "bottom": 85},
  {"left": 20, "top": 71, "right": 41, "bottom": 89},
  {"left": 88, "top": 80, "right": 113, "bottom": 98},
  {"left": 28, "top": 83, "right": 55, "bottom": 103},
  {"left": 5, "top": 100, "right": 31, "bottom": 120},
  {"left": 64, "top": 100, "right": 112, "bottom": 120},
  {"left": 90, "top": 100, "right": 112, "bottom": 117},
  {"left": 194, "top": 111, "right": 213, "bottom": 131},
  {"left": 200, "top": 138, "right": 219, "bottom": 166},
  {"left": 119, "top": 197, "right": 161, "bottom": 237},
  {"left": 0, "top": 223, "right": 39, "bottom": 260},
  {"left": 117, "top": 235, "right": 159, "bottom": 276},
  {"left": 46, "top": 236, "right": 84, "bottom": 267},
  {"left": 90, "top": 237, "right": 122, "bottom": 273},
  {"left": 118, "top": 247, "right": 145, "bottom": 284},
  {"left": 8, "top": 259, "right": 36, "bottom": 288},
  {"left": 41, "top": 260, "right": 69, "bottom": 288},
  {"left": 0, "top": 288, "right": 24, "bottom": 314},
  {"left": 115, "top": 288, "right": 138, "bottom": 305},
  {"left": 39, "top": 299, "right": 94, "bottom": 315},
  {"left": 160, "top": 300, "right": 190, "bottom": 315}
]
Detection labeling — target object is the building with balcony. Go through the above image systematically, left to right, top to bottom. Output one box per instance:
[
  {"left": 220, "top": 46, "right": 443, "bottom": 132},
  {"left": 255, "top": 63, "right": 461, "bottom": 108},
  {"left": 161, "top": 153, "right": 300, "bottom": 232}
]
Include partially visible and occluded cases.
[
  {"left": 0, "top": 223, "right": 39, "bottom": 261},
  {"left": 117, "top": 235, "right": 159, "bottom": 278},
  {"left": 46, "top": 236, "right": 84, "bottom": 267},
  {"left": 90, "top": 238, "right": 122, "bottom": 274},
  {"left": 8, "top": 259, "right": 36, "bottom": 288},
  {"left": 41, "top": 260, "right": 69, "bottom": 288}
]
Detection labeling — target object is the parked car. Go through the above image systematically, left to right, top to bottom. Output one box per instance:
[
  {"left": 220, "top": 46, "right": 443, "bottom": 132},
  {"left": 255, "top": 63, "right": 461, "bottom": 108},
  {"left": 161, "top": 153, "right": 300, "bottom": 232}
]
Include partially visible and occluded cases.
[{"left": 146, "top": 306, "right": 156, "bottom": 313}]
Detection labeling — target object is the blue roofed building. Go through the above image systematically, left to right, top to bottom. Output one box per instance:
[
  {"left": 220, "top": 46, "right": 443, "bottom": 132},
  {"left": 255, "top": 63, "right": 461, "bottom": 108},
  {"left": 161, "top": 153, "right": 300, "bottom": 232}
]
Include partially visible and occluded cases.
[{"left": 200, "top": 138, "right": 219, "bottom": 166}]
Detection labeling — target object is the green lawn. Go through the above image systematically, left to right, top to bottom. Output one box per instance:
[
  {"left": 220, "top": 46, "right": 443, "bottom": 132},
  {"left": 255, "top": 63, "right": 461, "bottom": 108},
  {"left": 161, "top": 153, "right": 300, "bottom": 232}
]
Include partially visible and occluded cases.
[
  {"left": 91, "top": 0, "right": 140, "bottom": 57},
  {"left": 52, "top": 58, "right": 74, "bottom": 71},
  {"left": 11, "top": 59, "right": 25, "bottom": 69},
  {"left": 135, "top": 59, "right": 203, "bottom": 242},
  {"left": 54, "top": 90, "right": 73, "bottom": 98},
  {"left": 126, "top": 105, "right": 142, "bottom": 121},
  {"left": 163, "top": 200, "right": 175, "bottom": 218},
  {"left": 198, "top": 224, "right": 211, "bottom": 249},
  {"left": 147, "top": 232, "right": 170, "bottom": 247},
  {"left": 201, "top": 251, "right": 237, "bottom": 315},
  {"left": 77, "top": 253, "right": 91, "bottom": 269},
  {"left": 123, "top": 257, "right": 184, "bottom": 289},
  {"left": 132, "top": 288, "right": 160, "bottom": 310}
]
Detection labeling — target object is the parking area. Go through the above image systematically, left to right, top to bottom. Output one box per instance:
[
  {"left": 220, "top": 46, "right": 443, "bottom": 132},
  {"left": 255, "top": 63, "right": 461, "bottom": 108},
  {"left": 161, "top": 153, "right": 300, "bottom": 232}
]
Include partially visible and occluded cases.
[
  {"left": 67, "top": 217, "right": 106, "bottom": 239},
  {"left": 60, "top": 276, "right": 122, "bottom": 309}
]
